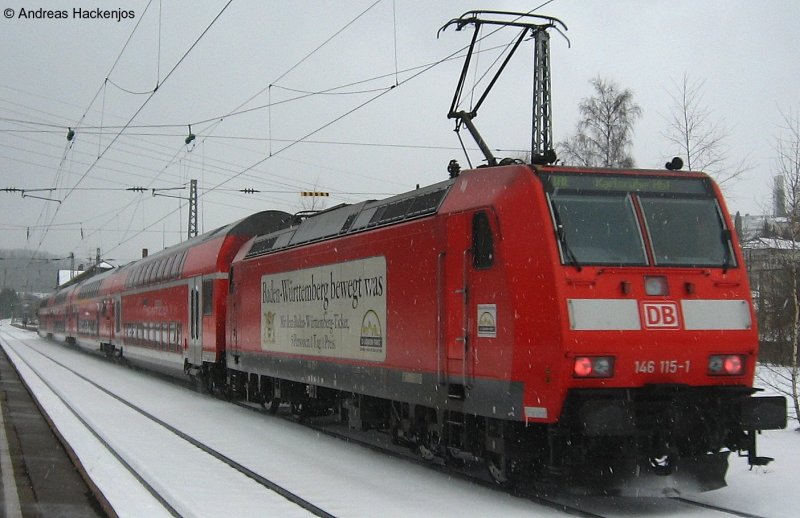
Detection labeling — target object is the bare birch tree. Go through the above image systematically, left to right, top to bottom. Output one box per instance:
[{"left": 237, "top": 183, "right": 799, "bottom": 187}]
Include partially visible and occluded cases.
[
  {"left": 661, "top": 74, "right": 749, "bottom": 186},
  {"left": 558, "top": 77, "right": 642, "bottom": 168},
  {"left": 758, "top": 106, "right": 800, "bottom": 425}
]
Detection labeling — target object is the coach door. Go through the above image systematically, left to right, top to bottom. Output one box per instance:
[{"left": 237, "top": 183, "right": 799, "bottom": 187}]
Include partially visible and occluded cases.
[
  {"left": 441, "top": 210, "right": 498, "bottom": 398},
  {"left": 442, "top": 212, "right": 473, "bottom": 396},
  {"left": 228, "top": 268, "right": 240, "bottom": 361},
  {"left": 188, "top": 277, "right": 202, "bottom": 365},
  {"left": 113, "top": 297, "right": 121, "bottom": 343}
]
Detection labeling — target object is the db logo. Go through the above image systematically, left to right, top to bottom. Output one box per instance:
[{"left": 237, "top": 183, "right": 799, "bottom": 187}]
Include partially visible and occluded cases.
[{"left": 641, "top": 302, "right": 681, "bottom": 329}]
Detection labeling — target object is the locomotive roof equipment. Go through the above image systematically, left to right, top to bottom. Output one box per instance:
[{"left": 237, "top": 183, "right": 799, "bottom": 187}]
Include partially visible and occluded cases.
[{"left": 439, "top": 11, "right": 568, "bottom": 167}]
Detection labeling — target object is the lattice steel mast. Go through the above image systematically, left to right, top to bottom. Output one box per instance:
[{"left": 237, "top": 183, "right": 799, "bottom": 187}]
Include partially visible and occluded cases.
[
  {"left": 439, "top": 11, "right": 568, "bottom": 166},
  {"left": 532, "top": 28, "right": 556, "bottom": 164},
  {"left": 188, "top": 179, "right": 198, "bottom": 239}
]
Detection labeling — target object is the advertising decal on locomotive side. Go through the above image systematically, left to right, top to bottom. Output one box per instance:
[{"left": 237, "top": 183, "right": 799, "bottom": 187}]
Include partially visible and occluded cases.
[{"left": 260, "top": 256, "right": 387, "bottom": 361}]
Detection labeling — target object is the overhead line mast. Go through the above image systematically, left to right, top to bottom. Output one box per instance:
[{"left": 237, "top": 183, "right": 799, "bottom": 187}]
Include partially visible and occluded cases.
[
  {"left": 438, "top": 10, "right": 568, "bottom": 166},
  {"left": 532, "top": 27, "right": 556, "bottom": 165},
  {"left": 188, "top": 179, "right": 198, "bottom": 239}
]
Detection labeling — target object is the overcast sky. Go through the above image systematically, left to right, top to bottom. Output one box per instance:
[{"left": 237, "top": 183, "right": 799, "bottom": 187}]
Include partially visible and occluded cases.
[{"left": 1, "top": 0, "right": 798, "bottom": 264}]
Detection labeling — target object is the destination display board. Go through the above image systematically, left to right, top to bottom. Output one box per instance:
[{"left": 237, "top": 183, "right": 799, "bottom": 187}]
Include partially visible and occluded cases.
[{"left": 541, "top": 173, "right": 711, "bottom": 196}]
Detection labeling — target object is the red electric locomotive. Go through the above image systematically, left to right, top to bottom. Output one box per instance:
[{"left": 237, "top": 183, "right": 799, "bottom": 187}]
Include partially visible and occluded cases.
[{"left": 225, "top": 163, "right": 786, "bottom": 493}]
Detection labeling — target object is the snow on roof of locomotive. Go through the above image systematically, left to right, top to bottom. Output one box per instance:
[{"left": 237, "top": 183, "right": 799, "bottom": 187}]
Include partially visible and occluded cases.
[{"left": 244, "top": 179, "right": 455, "bottom": 260}]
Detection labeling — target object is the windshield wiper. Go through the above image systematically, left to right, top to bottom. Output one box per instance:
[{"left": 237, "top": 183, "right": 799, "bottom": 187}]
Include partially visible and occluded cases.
[
  {"left": 550, "top": 202, "right": 582, "bottom": 271},
  {"left": 556, "top": 224, "right": 582, "bottom": 271},
  {"left": 721, "top": 229, "right": 733, "bottom": 273}
]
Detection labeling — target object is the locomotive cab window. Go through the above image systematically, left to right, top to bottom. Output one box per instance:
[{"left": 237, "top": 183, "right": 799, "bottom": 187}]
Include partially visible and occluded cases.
[
  {"left": 542, "top": 172, "right": 735, "bottom": 269},
  {"left": 548, "top": 193, "right": 646, "bottom": 266},
  {"left": 640, "top": 196, "right": 735, "bottom": 268},
  {"left": 472, "top": 211, "right": 494, "bottom": 268}
]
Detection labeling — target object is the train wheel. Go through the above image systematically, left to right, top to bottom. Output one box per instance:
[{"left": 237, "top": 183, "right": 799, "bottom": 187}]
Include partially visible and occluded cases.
[
  {"left": 190, "top": 374, "right": 209, "bottom": 395},
  {"left": 222, "top": 383, "right": 235, "bottom": 401},
  {"left": 250, "top": 391, "right": 267, "bottom": 408},
  {"left": 264, "top": 398, "right": 280, "bottom": 414},
  {"left": 291, "top": 402, "right": 308, "bottom": 422},
  {"left": 411, "top": 407, "right": 441, "bottom": 461},
  {"left": 417, "top": 444, "right": 436, "bottom": 462},
  {"left": 444, "top": 446, "right": 467, "bottom": 467},
  {"left": 486, "top": 453, "right": 518, "bottom": 486},
  {"left": 648, "top": 454, "right": 676, "bottom": 476}
]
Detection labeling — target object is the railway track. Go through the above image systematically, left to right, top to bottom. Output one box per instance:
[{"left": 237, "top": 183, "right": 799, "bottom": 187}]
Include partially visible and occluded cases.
[
  {"left": 0, "top": 325, "right": 777, "bottom": 517},
  {"left": 0, "top": 327, "right": 560, "bottom": 517},
  {"left": 0, "top": 330, "right": 330, "bottom": 517},
  {"left": 232, "top": 401, "right": 605, "bottom": 518},
  {"left": 285, "top": 412, "right": 774, "bottom": 518},
  {"left": 670, "top": 497, "right": 770, "bottom": 518}
]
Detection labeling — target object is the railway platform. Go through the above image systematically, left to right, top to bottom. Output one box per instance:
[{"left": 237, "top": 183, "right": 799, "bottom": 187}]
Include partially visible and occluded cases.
[{"left": 0, "top": 341, "right": 105, "bottom": 517}]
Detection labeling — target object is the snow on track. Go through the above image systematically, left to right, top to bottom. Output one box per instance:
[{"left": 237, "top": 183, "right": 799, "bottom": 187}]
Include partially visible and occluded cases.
[
  {"left": 4, "top": 322, "right": 782, "bottom": 517},
  {"left": 0, "top": 325, "right": 550, "bottom": 517},
  {"left": 1, "top": 330, "right": 316, "bottom": 517}
]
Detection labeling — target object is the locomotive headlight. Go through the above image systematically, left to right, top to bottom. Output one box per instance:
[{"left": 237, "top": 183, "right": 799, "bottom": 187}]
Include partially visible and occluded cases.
[
  {"left": 644, "top": 275, "right": 669, "bottom": 296},
  {"left": 708, "top": 354, "right": 745, "bottom": 376},
  {"left": 573, "top": 356, "right": 615, "bottom": 378}
]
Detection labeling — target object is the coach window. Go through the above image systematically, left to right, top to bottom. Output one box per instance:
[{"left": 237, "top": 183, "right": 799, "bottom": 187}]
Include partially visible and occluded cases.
[
  {"left": 472, "top": 211, "right": 494, "bottom": 268},
  {"left": 172, "top": 252, "right": 186, "bottom": 278},
  {"left": 164, "top": 254, "right": 176, "bottom": 279},
  {"left": 156, "top": 258, "right": 168, "bottom": 281},
  {"left": 145, "top": 262, "right": 154, "bottom": 283},
  {"left": 202, "top": 279, "right": 213, "bottom": 315},
  {"left": 161, "top": 322, "right": 169, "bottom": 350},
  {"left": 172, "top": 323, "right": 180, "bottom": 351}
]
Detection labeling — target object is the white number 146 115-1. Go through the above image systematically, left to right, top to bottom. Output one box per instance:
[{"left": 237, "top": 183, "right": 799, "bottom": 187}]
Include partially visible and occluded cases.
[{"left": 634, "top": 360, "right": 690, "bottom": 374}]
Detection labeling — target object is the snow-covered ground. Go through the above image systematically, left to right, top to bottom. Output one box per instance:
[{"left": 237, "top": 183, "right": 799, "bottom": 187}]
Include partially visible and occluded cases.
[
  {"left": 1, "top": 320, "right": 798, "bottom": 517},
  {"left": 0, "top": 323, "right": 548, "bottom": 517},
  {"left": 690, "top": 368, "right": 800, "bottom": 518}
]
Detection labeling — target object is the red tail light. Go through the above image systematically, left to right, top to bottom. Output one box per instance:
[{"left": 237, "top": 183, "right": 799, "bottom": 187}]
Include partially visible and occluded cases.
[
  {"left": 708, "top": 354, "right": 745, "bottom": 376},
  {"left": 573, "top": 356, "right": 615, "bottom": 378}
]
